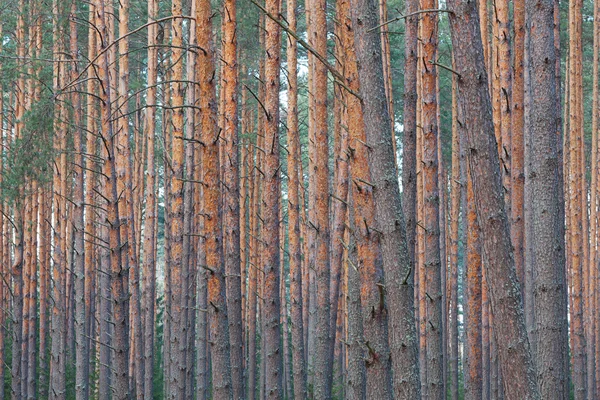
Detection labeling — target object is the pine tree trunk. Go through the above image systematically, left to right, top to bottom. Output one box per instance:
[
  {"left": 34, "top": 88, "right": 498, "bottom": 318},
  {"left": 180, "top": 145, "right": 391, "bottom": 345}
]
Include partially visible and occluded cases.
[
  {"left": 50, "top": 0, "right": 68, "bottom": 395},
  {"left": 96, "top": 0, "right": 129, "bottom": 396},
  {"left": 197, "top": 0, "right": 233, "bottom": 396},
  {"left": 263, "top": 0, "right": 284, "bottom": 394},
  {"left": 286, "top": 0, "right": 307, "bottom": 395},
  {"left": 311, "top": 0, "right": 332, "bottom": 393},
  {"left": 402, "top": 0, "right": 418, "bottom": 272},
  {"left": 446, "top": 0, "right": 541, "bottom": 396},
  {"left": 512, "top": 0, "right": 526, "bottom": 298},
  {"left": 526, "top": 0, "right": 570, "bottom": 396},
  {"left": 568, "top": 0, "right": 586, "bottom": 395},
  {"left": 220, "top": 1, "right": 244, "bottom": 396},
  {"left": 70, "top": 3, "right": 88, "bottom": 396},
  {"left": 83, "top": 3, "right": 98, "bottom": 397},
  {"left": 419, "top": 3, "right": 444, "bottom": 397},
  {"left": 447, "top": 55, "right": 461, "bottom": 400},
  {"left": 464, "top": 165, "right": 483, "bottom": 400}
]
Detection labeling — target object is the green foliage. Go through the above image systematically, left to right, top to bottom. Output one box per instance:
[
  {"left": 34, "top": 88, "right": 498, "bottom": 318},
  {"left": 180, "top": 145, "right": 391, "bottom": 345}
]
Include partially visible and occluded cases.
[{"left": 1, "top": 95, "right": 54, "bottom": 204}]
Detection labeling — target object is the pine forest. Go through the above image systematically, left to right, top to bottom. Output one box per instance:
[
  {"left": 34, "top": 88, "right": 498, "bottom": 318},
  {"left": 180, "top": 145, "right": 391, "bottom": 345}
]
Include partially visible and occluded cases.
[{"left": 0, "top": 0, "right": 597, "bottom": 398}]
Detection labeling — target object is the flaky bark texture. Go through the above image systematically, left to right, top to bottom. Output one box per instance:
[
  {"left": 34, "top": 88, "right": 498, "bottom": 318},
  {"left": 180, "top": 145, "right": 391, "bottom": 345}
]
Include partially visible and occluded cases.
[
  {"left": 197, "top": 0, "right": 233, "bottom": 397},
  {"left": 339, "top": 0, "right": 392, "bottom": 397},
  {"left": 349, "top": 0, "right": 421, "bottom": 398},
  {"left": 402, "top": 0, "right": 418, "bottom": 275},
  {"left": 446, "top": 0, "right": 541, "bottom": 397},
  {"left": 512, "top": 0, "right": 526, "bottom": 299},
  {"left": 526, "top": 0, "right": 570, "bottom": 397},
  {"left": 419, "top": 3, "right": 443, "bottom": 397},
  {"left": 464, "top": 166, "right": 483, "bottom": 400}
]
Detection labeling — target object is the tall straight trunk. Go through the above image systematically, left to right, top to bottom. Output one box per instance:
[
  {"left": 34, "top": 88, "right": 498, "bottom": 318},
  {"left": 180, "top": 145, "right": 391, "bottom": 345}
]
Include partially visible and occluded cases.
[
  {"left": 50, "top": 0, "right": 67, "bottom": 395},
  {"left": 97, "top": 0, "right": 129, "bottom": 396},
  {"left": 114, "top": 0, "right": 144, "bottom": 392},
  {"left": 142, "top": 0, "right": 158, "bottom": 397},
  {"left": 197, "top": 0, "right": 233, "bottom": 397},
  {"left": 220, "top": 0, "right": 244, "bottom": 396},
  {"left": 262, "top": 0, "right": 284, "bottom": 393},
  {"left": 286, "top": 0, "right": 307, "bottom": 395},
  {"left": 305, "top": 0, "right": 317, "bottom": 382},
  {"left": 311, "top": 0, "right": 332, "bottom": 393},
  {"left": 349, "top": 0, "right": 421, "bottom": 398},
  {"left": 402, "top": 0, "right": 418, "bottom": 277},
  {"left": 445, "top": 0, "right": 541, "bottom": 397},
  {"left": 496, "top": 0, "right": 512, "bottom": 210},
  {"left": 512, "top": 0, "right": 526, "bottom": 296},
  {"left": 526, "top": 0, "right": 570, "bottom": 396},
  {"left": 568, "top": 0, "right": 586, "bottom": 395},
  {"left": 594, "top": 0, "right": 600, "bottom": 376},
  {"left": 167, "top": 2, "right": 186, "bottom": 396},
  {"left": 419, "top": 2, "right": 443, "bottom": 397},
  {"left": 70, "top": 3, "right": 88, "bottom": 396},
  {"left": 84, "top": 3, "right": 98, "bottom": 398},
  {"left": 328, "top": 10, "right": 349, "bottom": 399},
  {"left": 417, "top": 38, "right": 428, "bottom": 398},
  {"left": 0, "top": 59, "right": 5, "bottom": 400},
  {"left": 448, "top": 60, "right": 460, "bottom": 400},
  {"left": 247, "top": 104, "right": 261, "bottom": 400},
  {"left": 464, "top": 166, "right": 483, "bottom": 400},
  {"left": 345, "top": 199, "right": 366, "bottom": 400},
  {"left": 13, "top": 205, "right": 25, "bottom": 400}
]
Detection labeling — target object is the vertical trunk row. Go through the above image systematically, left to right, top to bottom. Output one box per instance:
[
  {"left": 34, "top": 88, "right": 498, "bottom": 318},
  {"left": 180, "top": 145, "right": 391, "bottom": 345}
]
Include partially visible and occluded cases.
[
  {"left": 341, "top": 0, "right": 392, "bottom": 396},
  {"left": 349, "top": 0, "right": 421, "bottom": 397},
  {"left": 446, "top": 0, "right": 541, "bottom": 396}
]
